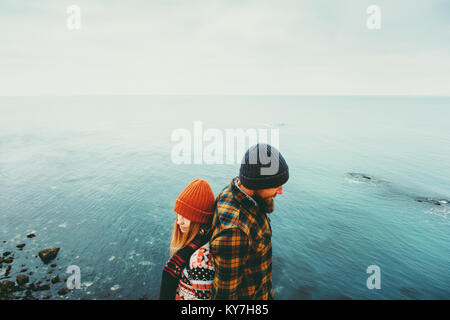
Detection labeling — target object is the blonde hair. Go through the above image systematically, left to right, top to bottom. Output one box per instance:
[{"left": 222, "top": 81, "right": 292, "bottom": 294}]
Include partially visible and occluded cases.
[{"left": 169, "top": 218, "right": 210, "bottom": 255}]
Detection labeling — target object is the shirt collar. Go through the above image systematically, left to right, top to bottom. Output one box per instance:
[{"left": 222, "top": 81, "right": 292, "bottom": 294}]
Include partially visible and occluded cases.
[{"left": 231, "top": 177, "right": 259, "bottom": 214}]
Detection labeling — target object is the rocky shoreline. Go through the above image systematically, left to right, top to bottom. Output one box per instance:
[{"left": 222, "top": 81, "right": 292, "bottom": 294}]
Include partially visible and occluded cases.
[{"left": 0, "top": 233, "right": 67, "bottom": 300}]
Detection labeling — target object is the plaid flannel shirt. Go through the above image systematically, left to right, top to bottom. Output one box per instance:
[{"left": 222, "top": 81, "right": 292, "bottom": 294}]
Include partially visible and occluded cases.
[{"left": 210, "top": 177, "right": 273, "bottom": 300}]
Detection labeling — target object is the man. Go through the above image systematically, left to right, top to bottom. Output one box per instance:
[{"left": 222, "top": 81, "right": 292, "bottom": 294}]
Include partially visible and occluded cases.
[{"left": 210, "top": 143, "right": 289, "bottom": 300}]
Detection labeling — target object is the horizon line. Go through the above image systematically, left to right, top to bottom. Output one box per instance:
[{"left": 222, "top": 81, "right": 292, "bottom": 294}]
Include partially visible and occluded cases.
[{"left": 1, "top": 94, "right": 449, "bottom": 98}]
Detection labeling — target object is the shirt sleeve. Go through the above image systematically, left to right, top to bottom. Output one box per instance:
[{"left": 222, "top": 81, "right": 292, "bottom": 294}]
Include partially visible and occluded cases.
[{"left": 210, "top": 227, "right": 249, "bottom": 300}]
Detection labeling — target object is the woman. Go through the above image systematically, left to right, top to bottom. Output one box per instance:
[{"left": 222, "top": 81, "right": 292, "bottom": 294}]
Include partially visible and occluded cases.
[{"left": 159, "top": 179, "right": 216, "bottom": 300}]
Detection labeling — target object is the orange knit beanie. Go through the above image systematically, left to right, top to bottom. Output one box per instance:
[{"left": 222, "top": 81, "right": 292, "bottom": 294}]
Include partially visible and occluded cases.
[{"left": 174, "top": 179, "right": 215, "bottom": 224}]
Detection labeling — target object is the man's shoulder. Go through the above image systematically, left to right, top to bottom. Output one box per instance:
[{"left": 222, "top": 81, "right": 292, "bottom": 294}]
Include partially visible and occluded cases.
[{"left": 213, "top": 187, "right": 250, "bottom": 237}]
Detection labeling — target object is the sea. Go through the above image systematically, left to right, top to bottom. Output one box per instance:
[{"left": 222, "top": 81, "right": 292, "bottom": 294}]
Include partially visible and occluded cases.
[{"left": 0, "top": 95, "right": 449, "bottom": 299}]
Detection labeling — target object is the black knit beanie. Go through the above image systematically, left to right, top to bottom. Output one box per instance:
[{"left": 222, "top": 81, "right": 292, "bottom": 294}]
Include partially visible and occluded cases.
[{"left": 239, "top": 143, "right": 289, "bottom": 190}]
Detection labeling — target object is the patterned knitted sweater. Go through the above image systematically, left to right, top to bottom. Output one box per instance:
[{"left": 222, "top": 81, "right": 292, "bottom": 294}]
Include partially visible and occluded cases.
[{"left": 175, "top": 242, "right": 215, "bottom": 300}]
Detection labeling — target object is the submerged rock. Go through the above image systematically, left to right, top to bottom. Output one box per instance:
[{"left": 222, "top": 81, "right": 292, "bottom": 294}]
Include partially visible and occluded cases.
[
  {"left": 416, "top": 198, "right": 449, "bottom": 206},
  {"left": 26, "top": 233, "right": 36, "bottom": 238},
  {"left": 16, "top": 244, "right": 26, "bottom": 249},
  {"left": 38, "top": 248, "right": 60, "bottom": 264},
  {"left": 3, "top": 252, "right": 11, "bottom": 257},
  {"left": 4, "top": 257, "right": 13, "bottom": 264},
  {"left": 50, "top": 264, "right": 57, "bottom": 268},
  {"left": 5, "top": 265, "right": 12, "bottom": 276},
  {"left": 16, "top": 275, "right": 29, "bottom": 285},
  {"left": 51, "top": 276, "right": 60, "bottom": 284},
  {"left": 0, "top": 280, "right": 16, "bottom": 293},
  {"left": 29, "top": 283, "right": 50, "bottom": 292},
  {"left": 57, "top": 288, "right": 69, "bottom": 295},
  {"left": 23, "top": 289, "right": 37, "bottom": 300}
]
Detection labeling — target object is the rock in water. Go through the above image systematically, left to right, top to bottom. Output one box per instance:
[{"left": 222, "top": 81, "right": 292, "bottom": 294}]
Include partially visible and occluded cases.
[
  {"left": 27, "top": 233, "right": 36, "bottom": 238},
  {"left": 17, "top": 244, "right": 26, "bottom": 249},
  {"left": 38, "top": 248, "right": 60, "bottom": 264},
  {"left": 3, "top": 252, "right": 11, "bottom": 257},
  {"left": 4, "top": 257, "right": 13, "bottom": 264},
  {"left": 5, "top": 265, "right": 12, "bottom": 276},
  {"left": 16, "top": 275, "right": 29, "bottom": 285},
  {"left": 51, "top": 276, "right": 61, "bottom": 284},
  {"left": 0, "top": 280, "right": 16, "bottom": 293},
  {"left": 29, "top": 283, "right": 50, "bottom": 292},
  {"left": 58, "top": 288, "right": 69, "bottom": 295}
]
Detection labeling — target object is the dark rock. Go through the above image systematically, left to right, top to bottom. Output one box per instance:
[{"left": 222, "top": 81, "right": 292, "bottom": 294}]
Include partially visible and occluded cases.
[
  {"left": 27, "top": 233, "right": 36, "bottom": 238},
  {"left": 16, "top": 244, "right": 26, "bottom": 249},
  {"left": 38, "top": 248, "right": 60, "bottom": 264},
  {"left": 3, "top": 252, "right": 11, "bottom": 257},
  {"left": 0, "top": 257, "right": 3, "bottom": 264},
  {"left": 4, "top": 257, "right": 13, "bottom": 264},
  {"left": 0, "top": 264, "right": 2, "bottom": 269},
  {"left": 50, "top": 264, "right": 57, "bottom": 268},
  {"left": 5, "top": 266, "right": 12, "bottom": 276},
  {"left": 20, "top": 268, "right": 28, "bottom": 273},
  {"left": 48, "top": 270, "right": 53, "bottom": 274},
  {"left": 28, "top": 272, "right": 33, "bottom": 276},
  {"left": 16, "top": 275, "right": 29, "bottom": 285},
  {"left": 51, "top": 276, "right": 60, "bottom": 284},
  {"left": 0, "top": 280, "right": 16, "bottom": 293},
  {"left": 29, "top": 283, "right": 50, "bottom": 292},
  {"left": 291, "top": 285, "right": 314, "bottom": 300},
  {"left": 400, "top": 287, "right": 421, "bottom": 299},
  {"left": 57, "top": 288, "right": 69, "bottom": 295},
  {"left": 23, "top": 289, "right": 37, "bottom": 300}
]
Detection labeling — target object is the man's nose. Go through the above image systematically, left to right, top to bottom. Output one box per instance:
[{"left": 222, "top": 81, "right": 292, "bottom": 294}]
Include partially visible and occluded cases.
[{"left": 277, "top": 186, "right": 283, "bottom": 195}]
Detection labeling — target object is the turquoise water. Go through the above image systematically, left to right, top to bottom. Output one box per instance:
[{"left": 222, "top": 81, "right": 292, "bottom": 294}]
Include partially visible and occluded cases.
[{"left": 0, "top": 96, "right": 449, "bottom": 299}]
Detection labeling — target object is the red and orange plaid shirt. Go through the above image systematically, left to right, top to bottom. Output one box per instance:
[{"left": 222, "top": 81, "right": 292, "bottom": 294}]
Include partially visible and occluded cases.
[{"left": 210, "top": 177, "right": 274, "bottom": 300}]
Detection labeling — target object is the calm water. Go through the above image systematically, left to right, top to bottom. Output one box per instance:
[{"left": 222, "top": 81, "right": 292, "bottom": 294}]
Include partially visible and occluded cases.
[{"left": 0, "top": 96, "right": 449, "bottom": 299}]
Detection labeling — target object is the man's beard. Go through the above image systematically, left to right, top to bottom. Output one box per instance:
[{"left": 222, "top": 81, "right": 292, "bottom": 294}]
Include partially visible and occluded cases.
[{"left": 253, "top": 194, "right": 274, "bottom": 214}]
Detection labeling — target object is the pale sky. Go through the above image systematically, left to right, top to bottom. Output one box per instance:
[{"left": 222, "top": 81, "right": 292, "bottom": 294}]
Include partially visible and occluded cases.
[{"left": 0, "top": 0, "right": 449, "bottom": 96}]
